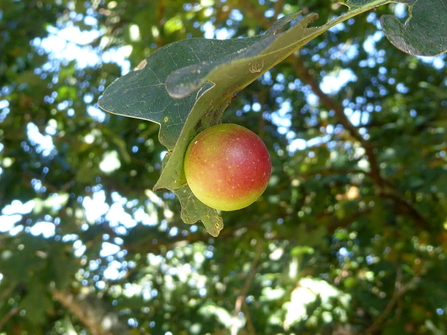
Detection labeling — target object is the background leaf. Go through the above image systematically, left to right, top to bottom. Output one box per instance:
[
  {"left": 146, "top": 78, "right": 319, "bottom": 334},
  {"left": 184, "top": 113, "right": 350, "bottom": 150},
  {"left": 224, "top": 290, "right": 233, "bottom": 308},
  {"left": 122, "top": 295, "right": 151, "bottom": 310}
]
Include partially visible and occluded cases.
[
  {"left": 343, "top": 0, "right": 447, "bottom": 56},
  {"left": 380, "top": 0, "right": 447, "bottom": 56}
]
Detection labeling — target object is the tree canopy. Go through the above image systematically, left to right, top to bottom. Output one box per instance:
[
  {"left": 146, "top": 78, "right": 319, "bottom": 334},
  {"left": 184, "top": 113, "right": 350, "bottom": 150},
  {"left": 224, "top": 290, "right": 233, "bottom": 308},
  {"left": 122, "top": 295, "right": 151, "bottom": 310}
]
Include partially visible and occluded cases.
[{"left": 1, "top": 0, "right": 446, "bottom": 334}]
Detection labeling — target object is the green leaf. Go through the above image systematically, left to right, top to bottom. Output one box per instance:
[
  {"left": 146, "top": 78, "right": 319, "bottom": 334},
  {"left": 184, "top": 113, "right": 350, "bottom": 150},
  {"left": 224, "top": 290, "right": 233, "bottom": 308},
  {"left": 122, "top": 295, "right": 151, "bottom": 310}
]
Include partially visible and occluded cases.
[
  {"left": 342, "top": 0, "right": 447, "bottom": 56},
  {"left": 342, "top": 0, "right": 392, "bottom": 10},
  {"left": 380, "top": 0, "right": 447, "bottom": 56},
  {"left": 173, "top": 186, "right": 224, "bottom": 237},
  {"left": 0, "top": 235, "right": 46, "bottom": 283},
  {"left": 19, "top": 283, "right": 53, "bottom": 325},
  {"left": 382, "top": 322, "right": 406, "bottom": 335}
]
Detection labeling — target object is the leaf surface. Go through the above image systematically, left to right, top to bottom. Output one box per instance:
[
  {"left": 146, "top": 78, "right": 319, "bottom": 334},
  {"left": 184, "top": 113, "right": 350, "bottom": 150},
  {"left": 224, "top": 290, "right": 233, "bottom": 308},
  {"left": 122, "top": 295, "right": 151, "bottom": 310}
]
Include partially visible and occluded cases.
[
  {"left": 342, "top": 0, "right": 447, "bottom": 56},
  {"left": 380, "top": 0, "right": 447, "bottom": 56},
  {"left": 173, "top": 186, "right": 224, "bottom": 237}
]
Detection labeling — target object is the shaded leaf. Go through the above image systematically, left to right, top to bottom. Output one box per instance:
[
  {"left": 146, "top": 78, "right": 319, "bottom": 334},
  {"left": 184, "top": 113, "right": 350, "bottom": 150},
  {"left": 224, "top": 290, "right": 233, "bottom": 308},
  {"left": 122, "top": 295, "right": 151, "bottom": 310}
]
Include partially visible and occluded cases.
[
  {"left": 343, "top": 0, "right": 447, "bottom": 56},
  {"left": 380, "top": 0, "right": 447, "bottom": 56},
  {"left": 20, "top": 283, "right": 53, "bottom": 325}
]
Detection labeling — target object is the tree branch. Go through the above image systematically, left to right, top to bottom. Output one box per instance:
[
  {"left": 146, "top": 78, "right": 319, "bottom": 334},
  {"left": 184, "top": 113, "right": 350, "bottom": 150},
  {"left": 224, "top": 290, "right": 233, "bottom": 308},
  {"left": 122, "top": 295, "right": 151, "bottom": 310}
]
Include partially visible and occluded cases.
[
  {"left": 290, "top": 56, "right": 428, "bottom": 228},
  {"left": 291, "top": 56, "right": 384, "bottom": 187},
  {"left": 230, "top": 241, "right": 263, "bottom": 335},
  {"left": 364, "top": 266, "right": 427, "bottom": 334},
  {"left": 0, "top": 284, "right": 24, "bottom": 330},
  {"left": 53, "top": 288, "right": 135, "bottom": 335},
  {"left": 0, "top": 306, "right": 20, "bottom": 331}
]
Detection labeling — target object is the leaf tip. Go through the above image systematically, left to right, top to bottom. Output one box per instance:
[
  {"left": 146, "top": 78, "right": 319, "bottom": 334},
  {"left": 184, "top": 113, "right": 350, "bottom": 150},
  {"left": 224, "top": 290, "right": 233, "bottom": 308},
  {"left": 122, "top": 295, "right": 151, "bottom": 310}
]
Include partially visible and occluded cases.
[{"left": 202, "top": 217, "right": 224, "bottom": 237}]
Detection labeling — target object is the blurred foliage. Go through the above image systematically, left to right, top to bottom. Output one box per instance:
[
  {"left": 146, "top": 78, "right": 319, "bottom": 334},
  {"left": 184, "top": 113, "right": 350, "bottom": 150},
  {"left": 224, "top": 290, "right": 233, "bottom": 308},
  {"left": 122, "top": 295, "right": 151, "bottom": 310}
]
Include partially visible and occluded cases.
[{"left": 0, "top": 0, "right": 446, "bottom": 334}]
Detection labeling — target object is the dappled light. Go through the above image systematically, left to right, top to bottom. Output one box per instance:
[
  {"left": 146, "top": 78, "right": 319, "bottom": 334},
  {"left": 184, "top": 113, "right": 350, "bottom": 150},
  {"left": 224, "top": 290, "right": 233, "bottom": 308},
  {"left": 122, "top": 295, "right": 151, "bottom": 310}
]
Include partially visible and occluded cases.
[{"left": 1, "top": 0, "right": 447, "bottom": 334}]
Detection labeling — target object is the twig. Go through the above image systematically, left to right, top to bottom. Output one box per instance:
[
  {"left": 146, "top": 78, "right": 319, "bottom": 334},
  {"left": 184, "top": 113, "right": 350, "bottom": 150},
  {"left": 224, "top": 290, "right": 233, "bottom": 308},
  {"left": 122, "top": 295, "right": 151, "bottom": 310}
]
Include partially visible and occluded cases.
[
  {"left": 378, "top": 188, "right": 426, "bottom": 226},
  {"left": 230, "top": 241, "right": 263, "bottom": 335},
  {"left": 241, "top": 241, "right": 263, "bottom": 300},
  {"left": 364, "top": 266, "right": 426, "bottom": 334},
  {"left": 0, "top": 283, "right": 17, "bottom": 310},
  {"left": 53, "top": 288, "right": 133, "bottom": 335},
  {"left": 241, "top": 299, "right": 256, "bottom": 335},
  {"left": 0, "top": 306, "right": 20, "bottom": 330}
]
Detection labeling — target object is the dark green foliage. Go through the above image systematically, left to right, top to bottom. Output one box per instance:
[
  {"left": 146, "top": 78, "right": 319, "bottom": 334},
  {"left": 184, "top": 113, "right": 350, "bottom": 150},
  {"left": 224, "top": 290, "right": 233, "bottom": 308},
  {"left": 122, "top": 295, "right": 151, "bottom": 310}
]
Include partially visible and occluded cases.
[{"left": 0, "top": 0, "right": 446, "bottom": 334}]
